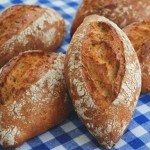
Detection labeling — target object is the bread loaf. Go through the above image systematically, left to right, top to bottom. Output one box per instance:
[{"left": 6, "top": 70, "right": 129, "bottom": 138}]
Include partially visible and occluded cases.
[
  {"left": 71, "top": 0, "right": 150, "bottom": 35},
  {"left": 0, "top": 5, "right": 65, "bottom": 68},
  {"left": 65, "top": 15, "right": 141, "bottom": 149},
  {"left": 123, "top": 20, "right": 150, "bottom": 93},
  {"left": 0, "top": 51, "right": 72, "bottom": 148}
]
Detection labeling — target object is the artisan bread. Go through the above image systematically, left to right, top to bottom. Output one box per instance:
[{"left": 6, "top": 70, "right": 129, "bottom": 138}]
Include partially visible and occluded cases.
[
  {"left": 71, "top": 0, "right": 150, "bottom": 35},
  {"left": 0, "top": 5, "right": 65, "bottom": 68},
  {"left": 65, "top": 15, "right": 141, "bottom": 149},
  {"left": 123, "top": 20, "right": 150, "bottom": 93},
  {"left": 0, "top": 51, "right": 72, "bottom": 148}
]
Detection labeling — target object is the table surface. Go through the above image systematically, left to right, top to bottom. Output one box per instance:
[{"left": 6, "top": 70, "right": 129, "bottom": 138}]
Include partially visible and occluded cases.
[{"left": 0, "top": 0, "right": 150, "bottom": 150}]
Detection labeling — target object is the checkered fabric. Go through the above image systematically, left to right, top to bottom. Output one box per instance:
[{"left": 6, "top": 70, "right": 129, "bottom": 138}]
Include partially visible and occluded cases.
[{"left": 0, "top": 0, "right": 150, "bottom": 150}]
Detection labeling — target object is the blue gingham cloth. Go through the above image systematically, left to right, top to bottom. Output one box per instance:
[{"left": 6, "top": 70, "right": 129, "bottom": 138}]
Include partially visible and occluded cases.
[{"left": 0, "top": 0, "right": 150, "bottom": 150}]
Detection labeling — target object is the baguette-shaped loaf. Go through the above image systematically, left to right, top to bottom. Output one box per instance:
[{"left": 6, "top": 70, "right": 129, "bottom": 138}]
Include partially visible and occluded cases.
[
  {"left": 71, "top": 0, "right": 150, "bottom": 35},
  {"left": 0, "top": 5, "right": 65, "bottom": 68},
  {"left": 65, "top": 15, "right": 141, "bottom": 149},
  {"left": 123, "top": 21, "right": 150, "bottom": 93},
  {"left": 0, "top": 51, "right": 72, "bottom": 148}
]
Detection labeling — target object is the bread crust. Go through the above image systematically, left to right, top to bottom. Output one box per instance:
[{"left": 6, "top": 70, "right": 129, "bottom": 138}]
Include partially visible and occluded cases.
[
  {"left": 71, "top": 0, "right": 150, "bottom": 35},
  {"left": 0, "top": 5, "right": 65, "bottom": 68},
  {"left": 65, "top": 15, "right": 141, "bottom": 149},
  {"left": 123, "top": 20, "right": 150, "bottom": 93},
  {"left": 141, "top": 41, "right": 150, "bottom": 93},
  {"left": 0, "top": 51, "right": 72, "bottom": 148}
]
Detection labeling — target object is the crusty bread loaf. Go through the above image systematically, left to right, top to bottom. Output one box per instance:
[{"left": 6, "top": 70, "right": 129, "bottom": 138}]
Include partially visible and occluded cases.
[
  {"left": 71, "top": 0, "right": 150, "bottom": 35},
  {"left": 0, "top": 5, "right": 65, "bottom": 68},
  {"left": 65, "top": 15, "right": 141, "bottom": 149},
  {"left": 123, "top": 20, "right": 150, "bottom": 93},
  {"left": 0, "top": 51, "right": 72, "bottom": 148}
]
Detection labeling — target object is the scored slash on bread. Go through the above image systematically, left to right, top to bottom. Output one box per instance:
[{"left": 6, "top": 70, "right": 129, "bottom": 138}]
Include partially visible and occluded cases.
[
  {"left": 71, "top": 0, "right": 150, "bottom": 36},
  {"left": 0, "top": 5, "right": 65, "bottom": 68},
  {"left": 65, "top": 15, "right": 141, "bottom": 149},
  {"left": 123, "top": 20, "right": 150, "bottom": 93},
  {"left": 0, "top": 50, "right": 72, "bottom": 148}
]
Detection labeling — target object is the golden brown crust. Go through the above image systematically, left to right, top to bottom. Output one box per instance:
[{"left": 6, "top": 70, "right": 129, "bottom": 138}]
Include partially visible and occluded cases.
[
  {"left": 71, "top": 0, "right": 150, "bottom": 35},
  {"left": 0, "top": 5, "right": 65, "bottom": 68},
  {"left": 0, "top": 5, "right": 45, "bottom": 41},
  {"left": 65, "top": 15, "right": 141, "bottom": 149},
  {"left": 123, "top": 20, "right": 150, "bottom": 93},
  {"left": 80, "top": 21, "right": 125, "bottom": 107},
  {"left": 140, "top": 41, "right": 150, "bottom": 93},
  {"left": 0, "top": 51, "right": 72, "bottom": 148},
  {"left": 0, "top": 51, "right": 56, "bottom": 105}
]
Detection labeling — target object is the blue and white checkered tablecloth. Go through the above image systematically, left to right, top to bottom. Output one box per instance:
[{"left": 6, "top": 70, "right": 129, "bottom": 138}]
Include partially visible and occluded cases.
[{"left": 0, "top": 0, "right": 150, "bottom": 150}]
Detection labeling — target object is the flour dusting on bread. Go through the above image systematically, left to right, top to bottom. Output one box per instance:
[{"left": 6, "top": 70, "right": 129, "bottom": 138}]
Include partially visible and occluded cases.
[
  {"left": 71, "top": 0, "right": 150, "bottom": 35},
  {"left": 0, "top": 5, "right": 65, "bottom": 68},
  {"left": 2, "top": 9, "right": 61, "bottom": 54},
  {"left": 65, "top": 15, "right": 141, "bottom": 149},
  {"left": 0, "top": 51, "right": 72, "bottom": 148},
  {"left": 27, "top": 53, "right": 65, "bottom": 103},
  {"left": 8, "top": 101, "right": 25, "bottom": 120},
  {"left": 0, "top": 126, "right": 20, "bottom": 146}
]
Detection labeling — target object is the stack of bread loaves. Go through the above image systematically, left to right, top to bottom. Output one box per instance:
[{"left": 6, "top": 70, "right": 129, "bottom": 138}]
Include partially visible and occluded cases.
[{"left": 0, "top": 0, "right": 149, "bottom": 149}]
